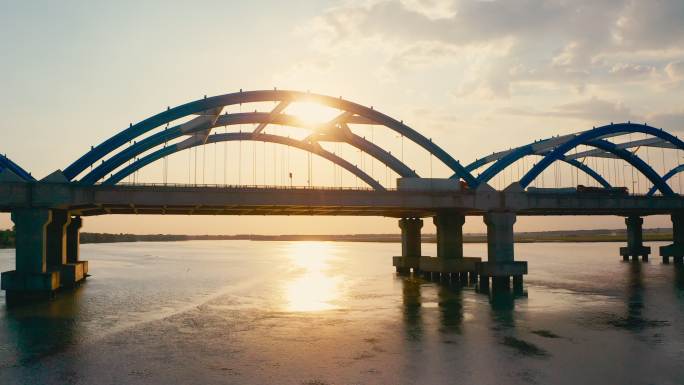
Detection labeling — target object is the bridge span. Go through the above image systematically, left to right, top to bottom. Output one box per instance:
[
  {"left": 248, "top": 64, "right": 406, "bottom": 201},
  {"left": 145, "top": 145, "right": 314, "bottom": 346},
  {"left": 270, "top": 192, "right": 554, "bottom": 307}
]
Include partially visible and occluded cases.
[
  {"left": 2, "top": 89, "right": 684, "bottom": 304},
  {"left": 2, "top": 182, "right": 684, "bottom": 217}
]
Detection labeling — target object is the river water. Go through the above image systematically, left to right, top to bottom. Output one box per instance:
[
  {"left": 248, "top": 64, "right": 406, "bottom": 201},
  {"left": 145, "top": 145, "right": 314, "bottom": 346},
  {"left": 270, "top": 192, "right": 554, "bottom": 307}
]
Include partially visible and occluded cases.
[{"left": 0, "top": 240, "right": 683, "bottom": 384}]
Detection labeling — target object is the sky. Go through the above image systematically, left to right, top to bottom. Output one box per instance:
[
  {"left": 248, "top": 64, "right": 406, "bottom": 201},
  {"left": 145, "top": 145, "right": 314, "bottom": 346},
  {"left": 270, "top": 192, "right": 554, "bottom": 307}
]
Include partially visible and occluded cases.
[{"left": 1, "top": 0, "right": 683, "bottom": 235}]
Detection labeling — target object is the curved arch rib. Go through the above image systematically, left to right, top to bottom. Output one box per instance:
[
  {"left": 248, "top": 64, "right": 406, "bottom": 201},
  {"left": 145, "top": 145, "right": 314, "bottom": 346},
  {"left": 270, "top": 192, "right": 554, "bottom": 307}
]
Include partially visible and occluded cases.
[
  {"left": 65, "top": 90, "right": 476, "bottom": 185},
  {"left": 79, "top": 112, "right": 418, "bottom": 185},
  {"left": 519, "top": 123, "right": 682, "bottom": 195},
  {"left": 103, "top": 132, "right": 385, "bottom": 191},
  {"left": 472, "top": 146, "right": 611, "bottom": 188},
  {"left": 0, "top": 154, "right": 34, "bottom": 181},
  {"left": 563, "top": 158, "right": 611, "bottom": 188},
  {"left": 647, "top": 164, "right": 684, "bottom": 196}
]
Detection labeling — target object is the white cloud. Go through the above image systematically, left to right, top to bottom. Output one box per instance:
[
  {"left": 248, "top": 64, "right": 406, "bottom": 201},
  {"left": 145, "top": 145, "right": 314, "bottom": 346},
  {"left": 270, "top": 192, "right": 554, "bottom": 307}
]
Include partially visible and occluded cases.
[
  {"left": 300, "top": 0, "right": 684, "bottom": 95},
  {"left": 399, "top": 0, "right": 457, "bottom": 20},
  {"left": 665, "top": 60, "right": 684, "bottom": 81},
  {"left": 503, "top": 97, "right": 639, "bottom": 124},
  {"left": 647, "top": 110, "right": 684, "bottom": 131}
]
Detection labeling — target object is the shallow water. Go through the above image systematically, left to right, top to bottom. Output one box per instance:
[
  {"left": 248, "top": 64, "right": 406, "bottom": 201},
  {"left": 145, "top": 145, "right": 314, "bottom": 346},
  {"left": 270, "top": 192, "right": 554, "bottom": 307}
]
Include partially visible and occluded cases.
[{"left": 0, "top": 240, "right": 683, "bottom": 384}]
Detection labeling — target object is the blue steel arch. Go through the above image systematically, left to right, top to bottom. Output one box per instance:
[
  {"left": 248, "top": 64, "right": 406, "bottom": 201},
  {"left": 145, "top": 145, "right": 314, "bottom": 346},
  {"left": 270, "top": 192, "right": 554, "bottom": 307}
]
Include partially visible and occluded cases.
[
  {"left": 65, "top": 90, "right": 474, "bottom": 185},
  {"left": 78, "top": 112, "right": 418, "bottom": 185},
  {"left": 519, "top": 123, "right": 684, "bottom": 195},
  {"left": 104, "top": 132, "right": 385, "bottom": 191},
  {"left": 469, "top": 148, "right": 611, "bottom": 188},
  {"left": 0, "top": 154, "right": 34, "bottom": 181},
  {"left": 563, "top": 158, "right": 611, "bottom": 188},
  {"left": 647, "top": 165, "right": 684, "bottom": 196}
]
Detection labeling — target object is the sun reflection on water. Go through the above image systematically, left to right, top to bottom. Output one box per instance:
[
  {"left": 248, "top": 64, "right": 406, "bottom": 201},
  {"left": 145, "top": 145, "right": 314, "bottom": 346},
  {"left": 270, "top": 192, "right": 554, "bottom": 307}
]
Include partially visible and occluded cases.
[{"left": 283, "top": 242, "right": 342, "bottom": 312}]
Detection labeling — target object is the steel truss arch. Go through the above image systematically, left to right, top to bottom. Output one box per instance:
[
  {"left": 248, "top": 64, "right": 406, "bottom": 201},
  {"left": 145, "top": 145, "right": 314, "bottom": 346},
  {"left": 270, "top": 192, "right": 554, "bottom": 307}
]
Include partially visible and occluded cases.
[
  {"left": 65, "top": 90, "right": 473, "bottom": 185},
  {"left": 78, "top": 112, "right": 418, "bottom": 185},
  {"left": 518, "top": 123, "right": 684, "bottom": 195},
  {"left": 104, "top": 132, "right": 385, "bottom": 191},
  {"left": 469, "top": 148, "right": 611, "bottom": 189},
  {"left": 0, "top": 154, "right": 34, "bottom": 181},
  {"left": 647, "top": 165, "right": 684, "bottom": 196}
]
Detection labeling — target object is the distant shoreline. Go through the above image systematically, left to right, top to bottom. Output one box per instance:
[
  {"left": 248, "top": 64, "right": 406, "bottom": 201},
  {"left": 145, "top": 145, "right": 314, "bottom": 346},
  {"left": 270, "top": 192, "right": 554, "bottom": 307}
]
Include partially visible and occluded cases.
[
  {"left": 0, "top": 228, "right": 673, "bottom": 249},
  {"left": 65, "top": 228, "right": 678, "bottom": 245}
]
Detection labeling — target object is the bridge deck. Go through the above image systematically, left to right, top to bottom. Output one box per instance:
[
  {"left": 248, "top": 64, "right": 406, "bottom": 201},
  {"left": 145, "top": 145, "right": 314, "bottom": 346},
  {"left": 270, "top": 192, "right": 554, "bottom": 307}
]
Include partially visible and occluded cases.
[{"left": 2, "top": 182, "right": 683, "bottom": 217}]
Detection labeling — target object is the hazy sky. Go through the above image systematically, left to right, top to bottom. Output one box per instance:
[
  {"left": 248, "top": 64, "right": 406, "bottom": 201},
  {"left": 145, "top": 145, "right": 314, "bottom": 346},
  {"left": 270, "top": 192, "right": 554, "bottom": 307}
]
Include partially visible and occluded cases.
[{"left": 1, "top": 0, "right": 683, "bottom": 234}]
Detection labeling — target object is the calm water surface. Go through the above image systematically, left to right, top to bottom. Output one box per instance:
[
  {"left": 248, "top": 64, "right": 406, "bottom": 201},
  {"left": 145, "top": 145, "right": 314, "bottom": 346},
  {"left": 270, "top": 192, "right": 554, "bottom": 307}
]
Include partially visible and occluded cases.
[{"left": 0, "top": 240, "right": 683, "bottom": 384}]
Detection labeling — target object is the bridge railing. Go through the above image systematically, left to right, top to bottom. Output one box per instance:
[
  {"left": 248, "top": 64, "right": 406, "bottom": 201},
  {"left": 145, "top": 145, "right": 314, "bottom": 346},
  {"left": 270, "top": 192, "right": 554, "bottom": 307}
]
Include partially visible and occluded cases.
[
  {"left": 93, "top": 182, "right": 670, "bottom": 197},
  {"left": 96, "top": 182, "right": 381, "bottom": 191}
]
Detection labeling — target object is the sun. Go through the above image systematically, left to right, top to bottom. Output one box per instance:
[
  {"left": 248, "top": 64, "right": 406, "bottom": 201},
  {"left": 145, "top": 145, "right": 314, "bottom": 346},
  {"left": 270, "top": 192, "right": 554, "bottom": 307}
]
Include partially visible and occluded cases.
[{"left": 284, "top": 102, "right": 341, "bottom": 126}]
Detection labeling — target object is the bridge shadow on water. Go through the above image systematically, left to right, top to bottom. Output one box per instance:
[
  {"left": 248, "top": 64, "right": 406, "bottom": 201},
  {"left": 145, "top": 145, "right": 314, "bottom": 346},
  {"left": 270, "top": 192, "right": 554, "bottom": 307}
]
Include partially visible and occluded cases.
[
  {"left": 396, "top": 258, "right": 684, "bottom": 342},
  {"left": 609, "top": 261, "right": 676, "bottom": 332},
  {"left": 398, "top": 273, "right": 523, "bottom": 342},
  {"left": 0, "top": 284, "right": 86, "bottom": 376}
]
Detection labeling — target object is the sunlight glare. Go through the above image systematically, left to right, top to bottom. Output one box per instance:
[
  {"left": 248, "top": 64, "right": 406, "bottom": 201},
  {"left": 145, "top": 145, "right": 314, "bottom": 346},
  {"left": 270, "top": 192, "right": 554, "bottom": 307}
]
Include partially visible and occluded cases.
[
  {"left": 285, "top": 102, "right": 341, "bottom": 126},
  {"left": 283, "top": 242, "right": 343, "bottom": 312}
]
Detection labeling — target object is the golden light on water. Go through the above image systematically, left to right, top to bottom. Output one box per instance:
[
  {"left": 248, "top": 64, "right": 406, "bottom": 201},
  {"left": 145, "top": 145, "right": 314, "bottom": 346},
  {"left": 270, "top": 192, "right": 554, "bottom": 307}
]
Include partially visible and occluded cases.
[{"left": 283, "top": 242, "right": 342, "bottom": 312}]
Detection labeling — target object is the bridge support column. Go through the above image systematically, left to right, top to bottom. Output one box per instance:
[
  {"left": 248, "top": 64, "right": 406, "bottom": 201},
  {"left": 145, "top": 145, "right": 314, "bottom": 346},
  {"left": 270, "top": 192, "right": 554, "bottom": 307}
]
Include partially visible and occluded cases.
[
  {"left": 1, "top": 209, "right": 60, "bottom": 304},
  {"left": 46, "top": 209, "right": 69, "bottom": 270},
  {"left": 419, "top": 211, "right": 480, "bottom": 284},
  {"left": 475, "top": 212, "right": 527, "bottom": 293},
  {"left": 660, "top": 213, "right": 684, "bottom": 264},
  {"left": 64, "top": 216, "right": 88, "bottom": 286},
  {"left": 620, "top": 216, "right": 651, "bottom": 262},
  {"left": 393, "top": 218, "right": 424, "bottom": 274}
]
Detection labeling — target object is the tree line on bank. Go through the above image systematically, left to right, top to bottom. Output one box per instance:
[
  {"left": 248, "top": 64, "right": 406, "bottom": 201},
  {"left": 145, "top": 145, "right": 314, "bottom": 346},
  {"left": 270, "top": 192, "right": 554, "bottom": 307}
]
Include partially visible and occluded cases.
[{"left": 0, "top": 227, "right": 675, "bottom": 249}]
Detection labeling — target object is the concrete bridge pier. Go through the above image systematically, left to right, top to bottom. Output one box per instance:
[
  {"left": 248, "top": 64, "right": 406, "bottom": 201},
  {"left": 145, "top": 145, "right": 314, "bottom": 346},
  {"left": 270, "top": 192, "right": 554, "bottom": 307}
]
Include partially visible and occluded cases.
[
  {"left": 1, "top": 209, "right": 60, "bottom": 304},
  {"left": 1, "top": 210, "right": 88, "bottom": 304},
  {"left": 45, "top": 211, "right": 87, "bottom": 287},
  {"left": 419, "top": 211, "right": 480, "bottom": 285},
  {"left": 476, "top": 212, "right": 527, "bottom": 293},
  {"left": 660, "top": 213, "right": 684, "bottom": 264},
  {"left": 64, "top": 216, "right": 88, "bottom": 286},
  {"left": 620, "top": 216, "right": 651, "bottom": 262},
  {"left": 393, "top": 218, "right": 424, "bottom": 274}
]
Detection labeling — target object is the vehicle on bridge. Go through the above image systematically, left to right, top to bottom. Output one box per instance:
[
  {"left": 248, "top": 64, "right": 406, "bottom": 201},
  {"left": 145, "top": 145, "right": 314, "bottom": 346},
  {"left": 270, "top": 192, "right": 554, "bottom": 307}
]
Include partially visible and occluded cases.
[
  {"left": 526, "top": 185, "right": 629, "bottom": 196},
  {"left": 576, "top": 185, "right": 629, "bottom": 196}
]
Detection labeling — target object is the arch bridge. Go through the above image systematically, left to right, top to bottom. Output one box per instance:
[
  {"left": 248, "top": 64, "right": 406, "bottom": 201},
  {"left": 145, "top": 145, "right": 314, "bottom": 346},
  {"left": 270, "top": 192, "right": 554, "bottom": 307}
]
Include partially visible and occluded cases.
[{"left": 2, "top": 89, "right": 684, "bottom": 303}]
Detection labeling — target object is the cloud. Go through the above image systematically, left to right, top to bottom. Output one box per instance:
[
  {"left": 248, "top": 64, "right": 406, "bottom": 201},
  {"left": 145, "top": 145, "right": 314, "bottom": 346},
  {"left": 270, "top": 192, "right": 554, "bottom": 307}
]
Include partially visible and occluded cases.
[
  {"left": 301, "top": 0, "right": 684, "bottom": 95},
  {"left": 399, "top": 0, "right": 457, "bottom": 20},
  {"left": 612, "top": 0, "right": 684, "bottom": 49},
  {"left": 387, "top": 40, "right": 461, "bottom": 71},
  {"left": 665, "top": 60, "right": 684, "bottom": 81},
  {"left": 608, "top": 63, "right": 657, "bottom": 78},
  {"left": 503, "top": 97, "right": 639, "bottom": 124},
  {"left": 503, "top": 97, "right": 684, "bottom": 133},
  {"left": 646, "top": 110, "right": 684, "bottom": 131}
]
